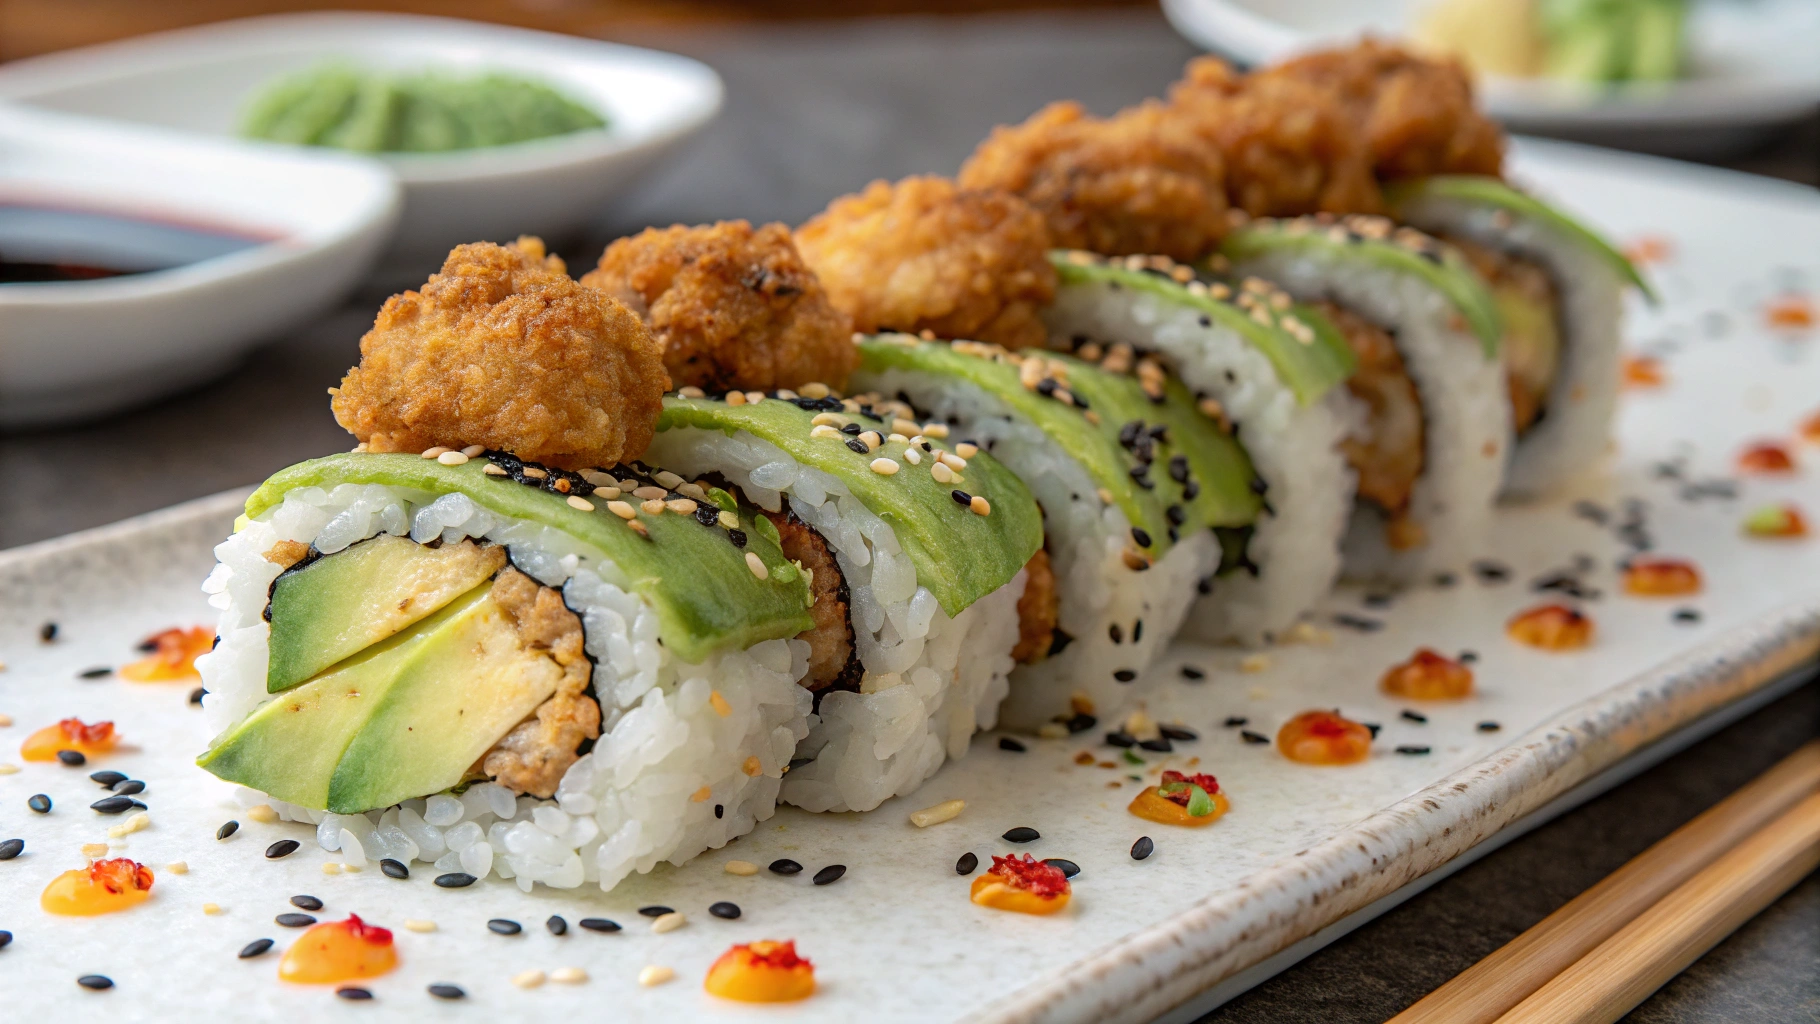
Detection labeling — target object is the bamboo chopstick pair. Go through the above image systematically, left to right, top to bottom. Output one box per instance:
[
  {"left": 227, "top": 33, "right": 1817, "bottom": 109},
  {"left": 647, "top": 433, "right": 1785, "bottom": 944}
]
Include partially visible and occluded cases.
[{"left": 1389, "top": 739, "right": 1820, "bottom": 1024}]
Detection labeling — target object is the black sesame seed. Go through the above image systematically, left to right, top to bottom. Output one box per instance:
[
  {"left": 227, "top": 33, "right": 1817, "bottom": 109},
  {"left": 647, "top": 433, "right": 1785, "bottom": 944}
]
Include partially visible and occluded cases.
[
  {"left": 1036, "top": 378, "right": 1059, "bottom": 397},
  {"left": 839, "top": 423, "right": 862, "bottom": 435},
  {"left": 845, "top": 439, "right": 869, "bottom": 454},
  {"left": 1168, "top": 455, "right": 1189, "bottom": 483},
  {"left": 951, "top": 489, "right": 972, "bottom": 506},
  {"left": 694, "top": 505, "right": 720, "bottom": 527},
  {"left": 1165, "top": 505, "right": 1186, "bottom": 526},
  {"left": 1131, "top": 527, "right": 1153, "bottom": 548},
  {"left": 728, "top": 529, "right": 748, "bottom": 548},
  {"left": 1472, "top": 560, "right": 1511, "bottom": 583},
  {"left": 1433, "top": 572, "right": 1458, "bottom": 587},
  {"left": 1674, "top": 608, "right": 1702, "bottom": 624},
  {"left": 1332, "top": 613, "right": 1383, "bottom": 632},
  {"left": 1133, "top": 620, "right": 1144, "bottom": 643},
  {"left": 39, "top": 622, "right": 58, "bottom": 642},
  {"left": 1109, "top": 622, "right": 1124, "bottom": 644},
  {"left": 1180, "top": 665, "right": 1206, "bottom": 681},
  {"left": 78, "top": 667, "right": 112, "bottom": 679},
  {"left": 1113, "top": 669, "right": 1137, "bottom": 683},
  {"left": 188, "top": 687, "right": 206, "bottom": 706},
  {"left": 1400, "top": 710, "right": 1428, "bottom": 724},
  {"left": 1065, "top": 713, "right": 1097, "bottom": 734},
  {"left": 1223, "top": 716, "right": 1247, "bottom": 727},
  {"left": 1477, "top": 721, "right": 1502, "bottom": 732},
  {"left": 1364, "top": 722, "right": 1382, "bottom": 738},
  {"left": 1159, "top": 725, "right": 1198, "bottom": 742},
  {"left": 1240, "top": 730, "right": 1269, "bottom": 744},
  {"left": 1105, "top": 731, "right": 1136, "bottom": 748},
  {"left": 998, "top": 736, "right": 1027, "bottom": 752},
  {"left": 1138, "top": 738, "right": 1173, "bottom": 753},
  {"left": 1396, "top": 745, "right": 1432, "bottom": 756},
  {"left": 57, "top": 750, "right": 86, "bottom": 767},
  {"left": 89, "top": 770, "right": 127, "bottom": 787},
  {"left": 110, "top": 780, "right": 145, "bottom": 796},
  {"left": 29, "top": 794, "right": 51, "bottom": 814},
  {"left": 90, "top": 796, "right": 134, "bottom": 814},
  {"left": 129, "top": 799, "right": 147, "bottom": 810},
  {"left": 715, "top": 804, "right": 724, "bottom": 819},
  {"left": 217, "top": 821, "right": 240, "bottom": 841},
  {"left": 1002, "top": 826, "right": 1040, "bottom": 844},
  {"left": 1131, "top": 836, "right": 1154, "bottom": 860},
  {"left": 0, "top": 838, "right": 22, "bottom": 860},
  {"left": 265, "top": 839, "right": 301, "bottom": 859},
  {"left": 956, "top": 851, "right": 979, "bottom": 875},
  {"left": 1043, "top": 858, "right": 1081, "bottom": 878},
  {"left": 380, "top": 859, "right": 409, "bottom": 879},
  {"left": 769, "top": 859, "right": 803, "bottom": 876},
  {"left": 812, "top": 864, "right": 846, "bottom": 885},
  {"left": 434, "top": 872, "right": 476, "bottom": 888},
  {"left": 290, "top": 895, "right": 323, "bottom": 911},
  {"left": 709, "top": 901, "right": 741, "bottom": 919},
  {"left": 637, "top": 905, "right": 673, "bottom": 918},
  {"left": 276, "top": 913, "right": 317, "bottom": 928},
  {"left": 545, "top": 915, "right": 567, "bottom": 936},
  {"left": 578, "top": 918, "right": 620, "bottom": 933},
  {"left": 487, "top": 919, "right": 522, "bottom": 935},
  {"left": 0, "top": 931, "right": 10, "bottom": 949},
  {"left": 238, "top": 938, "right": 274, "bottom": 959},
  {"left": 76, "top": 975, "right": 112, "bottom": 990},
  {"left": 429, "top": 983, "right": 466, "bottom": 1000},
  {"left": 336, "top": 987, "right": 373, "bottom": 1001}
]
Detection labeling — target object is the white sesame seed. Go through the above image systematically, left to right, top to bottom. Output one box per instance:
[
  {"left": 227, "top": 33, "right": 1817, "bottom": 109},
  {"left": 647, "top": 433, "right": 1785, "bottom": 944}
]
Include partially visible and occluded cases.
[
  {"left": 800, "top": 382, "right": 831, "bottom": 398},
  {"left": 677, "top": 386, "right": 706, "bottom": 399},
  {"left": 775, "top": 388, "right": 798, "bottom": 400},
  {"left": 725, "top": 391, "right": 747, "bottom": 407},
  {"left": 740, "top": 391, "right": 762, "bottom": 405},
  {"left": 810, "top": 412, "right": 847, "bottom": 427},
  {"left": 891, "top": 418, "right": 920, "bottom": 436},
  {"left": 922, "top": 422, "right": 949, "bottom": 438},
  {"left": 811, "top": 424, "right": 844, "bottom": 440},
  {"left": 859, "top": 430, "right": 882, "bottom": 450},
  {"left": 887, "top": 433, "right": 909, "bottom": 444},
  {"left": 955, "top": 442, "right": 979, "bottom": 459},
  {"left": 460, "top": 445, "right": 485, "bottom": 458},
  {"left": 420, "top": 446, "right": 449, "bottom": 459},
  {"left": 903, "top": 448, "right": 922, "bottom": 465},
  {"left": 938, "top": 451, "right": 967, "bottom": 471},
  {"left": 870, "top": 458, "right": 900, "bottom": 475},
  {"left": 931, "top": 461, "right": 954, "bottom": 484},
  {"left": 482, "top": 463, "right": 508, "bottom": 477},
  {"left": 521, "top": 466, "right": 548, "bottom": 480},
  {"left": 654, "top": 470, "right": 684, "bottom": 489},
  {"left": 677, "top": 482, "right": 707, "bottom": 499},
  {"left": 628, "top": 485, "right": 661, "bottom": 500},
  {"left": 593, "top": 486, "right": 621, "bottom": 499},
  {"left": 1097, "top": 487, "right": 1114, "bottom": 504},
  {"left": 566, "top": 496, "right": 595, "bottom": 512},
  {"left": 970, "top": 496, "right": 991, "bottom": 516},
  {"left": 666, "top": 498, "right": 698, "bottom": 514},
  {"left": 640, "top": 499, "right": 666, "bottom": 515},
  {"left": 608, "top": 501, "right": 636, "bottom": 520},
  {"left": 718, "top": 510, "right": 739, "bottom": 529},
  {"left": 745, "top": 552, "right": 768, "bottom": 579},
  {"left": 1240, "top": 653, "right": 1272, "bottom": 673},
  {"left": 0, "top": 713, "right": 11, "bottom": 726},
  {"left": 1036, "top": 722, "right": 1069, "bottom": 739},
  {"left": 0, "top": 763, "right": 17, "bottom": 775},
  {"left": 909, "top": 798, "right": 965, "bottom": 827},
  {"left": 247, "top": 804, "right": 277, "bottom": 823},
  {"left": 81, "top": 843, "right": 109, "bottom": 859},
  {"left": 724, "top": 860, "right": 759, "bottom": 876},
  {"left": 166, "top": 861, "right": 188, "bottom": 874},
  {"left": 321, "top": 862, "right": 342, "bottom": 875},
  {"left": 343, "top": 862, "right": 363, "bottom": 872},
  {"left": 203, "top": 902, "right": 222, "bottom": 915},
  {"left": 651, "top": 912, "right": 686, "bottom": 934},
  {"left": 403, "top": 919, "right": 436, "bottom": 933},
  {"left": 638, "top": 965, "right": 675, "bottom": 987},
  {"left": 551, "top": 967, "right": 589, "bottom": 984},
  {"left": 513, "top": 969, "right": 547, "bottom": 989}
]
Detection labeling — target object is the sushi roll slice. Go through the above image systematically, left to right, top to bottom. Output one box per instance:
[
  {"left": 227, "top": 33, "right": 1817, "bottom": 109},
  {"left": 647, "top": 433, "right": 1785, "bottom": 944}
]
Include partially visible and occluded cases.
[
  {"left": 1386, "top": 176, "right": 1652, "bottom": 498},
  {"left": 1218, "top": 214, "right": 1508, "bottom": 584},
  {"left": 849, "top": 332, "right": 1261, "bottom": 731},
  {"left": 643, "top": 388, "right": 1043, "bottom": 812}
]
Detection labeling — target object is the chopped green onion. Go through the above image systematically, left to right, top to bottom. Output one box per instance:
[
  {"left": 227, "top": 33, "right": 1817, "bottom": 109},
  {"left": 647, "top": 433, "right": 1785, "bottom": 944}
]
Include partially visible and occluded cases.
[
  {"left": 1122, "top": 749, "right": 1145, "bottom": 766},
  {"left": 1185, "top": 785, "right": 1216, "bottom": 817}
]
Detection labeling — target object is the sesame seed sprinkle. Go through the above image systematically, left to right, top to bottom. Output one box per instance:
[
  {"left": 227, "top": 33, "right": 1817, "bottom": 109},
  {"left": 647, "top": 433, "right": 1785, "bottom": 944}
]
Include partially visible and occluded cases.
[
  {"left": 566, "top": 495, "right": 594, "bottom": 512},
  {"left": 745, "top": 552, "right": 768, "bottom": 579}
]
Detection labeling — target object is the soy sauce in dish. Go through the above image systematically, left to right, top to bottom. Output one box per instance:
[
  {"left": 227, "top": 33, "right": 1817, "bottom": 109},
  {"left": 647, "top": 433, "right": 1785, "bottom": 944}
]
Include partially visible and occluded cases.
[{"left": 0, "top": 204, "right": 270, "bottom": 284}]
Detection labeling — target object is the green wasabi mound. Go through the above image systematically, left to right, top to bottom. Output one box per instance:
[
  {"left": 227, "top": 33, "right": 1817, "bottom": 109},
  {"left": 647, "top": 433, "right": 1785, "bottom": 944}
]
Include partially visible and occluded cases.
[{"left": 240, "top": 63, "right": 607, "bottom": 153}]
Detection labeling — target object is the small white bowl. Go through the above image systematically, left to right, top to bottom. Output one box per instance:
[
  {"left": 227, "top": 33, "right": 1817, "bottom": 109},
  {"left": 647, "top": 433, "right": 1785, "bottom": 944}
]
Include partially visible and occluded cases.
[
  {"left": 1161, "top": 0, "right": 1820, "bottom": 155},
  {"left": 0, "top": 12, "right": 724, "bottom": 273},
  {"left": 0, "top": 105, "right": 400, "bottom": 428}
]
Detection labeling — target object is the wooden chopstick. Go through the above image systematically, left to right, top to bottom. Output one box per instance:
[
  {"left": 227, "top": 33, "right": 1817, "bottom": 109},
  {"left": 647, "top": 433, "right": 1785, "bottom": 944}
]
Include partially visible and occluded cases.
[
  {"left": 1388, "top": 739, "right": 1820, "bottom": 1024},
  {"left": 1495, "top": 788, "right": 1820, "bottom": 1024}
]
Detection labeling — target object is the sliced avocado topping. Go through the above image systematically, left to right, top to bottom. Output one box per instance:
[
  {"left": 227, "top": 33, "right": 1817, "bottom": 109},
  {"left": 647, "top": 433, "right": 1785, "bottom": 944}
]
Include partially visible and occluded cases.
[
  {"left": 1384, "top": 175, "right": 1655, "bottom": 301},
  {"left": 1220, "top": 217, "right": 1504, "bottom": 358},
  {"left": 1051, "top": 251, "right": 1355, "bottom": 406},
  {"left": 656, "top": 391, "right": 1042, "bottom": 617},
  {"left": 242, "top": 453, "right": 813, "bottom": 665},
  {"left": 265, "top": 534, "right": 506, "bottom": 693},
  {"left": 199, "top": 582, "right": 564, "bottom": 812}
]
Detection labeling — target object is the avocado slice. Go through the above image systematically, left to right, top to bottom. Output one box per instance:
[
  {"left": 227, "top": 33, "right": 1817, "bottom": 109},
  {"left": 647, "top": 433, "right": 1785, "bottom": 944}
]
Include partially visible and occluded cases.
[
  {"left": 1220, "top": 218, "right": 1504, "bottom": 358},
  {"left": 654, "top": 392, "right": 1043, "bottom": 618},
  {"left": 241, "top": 454, "right": 814, "bottom": 666},
  {"left": 266, "top": 535, "right": 507, "bottom": 694}
]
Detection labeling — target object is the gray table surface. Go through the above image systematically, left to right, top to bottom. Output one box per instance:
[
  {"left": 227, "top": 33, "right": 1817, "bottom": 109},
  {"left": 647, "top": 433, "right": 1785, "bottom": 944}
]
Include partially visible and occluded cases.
[{"left": 3, "top": 10, "right": 1816, "bottom": 1021}]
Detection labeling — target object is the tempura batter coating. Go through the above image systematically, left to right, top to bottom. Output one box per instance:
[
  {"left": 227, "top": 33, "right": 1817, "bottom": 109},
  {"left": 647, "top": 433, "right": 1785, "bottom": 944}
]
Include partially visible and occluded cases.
[
  {"left": 1260, "top": 39, "right": 1504, "bottom": 180},
  {"left": 1168, "top": 57, "right": 1382, "bottom": 217},
  {"left": 959, "top": 101, "right": 1229, "bottom": 262},
  {"left": 796, "top": 176, "right": 1057, "bottom": 350},
  {"left": 581, "top": 221, "right": 857, "bottom": 393},
  {"left": 332, "top": 237, "right": 666, "bottom": 470}
]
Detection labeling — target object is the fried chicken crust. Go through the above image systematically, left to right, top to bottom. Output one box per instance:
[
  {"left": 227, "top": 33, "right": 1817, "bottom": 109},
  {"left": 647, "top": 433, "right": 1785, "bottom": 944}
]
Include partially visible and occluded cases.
[
  {"left": 1260, "top": 39, "right": 1505, "bottom": 180},
  {"left": 1167, "top": 57, "right": 1383, "bottom": 218},
  {"left": 959, "top": 100, "right": 1229, "bottom": 262},
  {"left": 795, "top": 176, "right": 1057, "bottom": 350},
  {"left": 581, "top": 221, "right": 857, "bottom": 393},
  {"left": 332, "top": 237, "right": 667, "bottom": 470},
  {"left": 761, "top": 508, "right": 858, "bottom": 691},
  {"left": 1010, "top": 548, "right": 1059, "bottom": 665},
  {"left": 481, "top": 566, "right": 600, "bottom": 799}
]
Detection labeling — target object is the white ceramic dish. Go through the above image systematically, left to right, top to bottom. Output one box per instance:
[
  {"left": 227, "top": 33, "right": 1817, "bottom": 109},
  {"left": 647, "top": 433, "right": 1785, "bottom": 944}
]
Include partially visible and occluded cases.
[
  {"left": 1161, "top": 0, "right": 1820, "bottom": 155},
  {"left": 0, "top": 13, "right": 724, "bottom": 275},
  {"left": 0, "top": 105, "right": 398, "bottom": 428},
  {"left": 0, "top": 140, "right": 1816, "bottom": 1022}
]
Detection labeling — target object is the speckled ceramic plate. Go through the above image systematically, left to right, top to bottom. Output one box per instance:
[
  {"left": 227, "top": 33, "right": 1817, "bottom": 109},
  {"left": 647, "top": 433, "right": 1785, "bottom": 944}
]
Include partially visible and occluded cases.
[{"left": 1, "top": 139, "right": 1817, "bottom": 1023}]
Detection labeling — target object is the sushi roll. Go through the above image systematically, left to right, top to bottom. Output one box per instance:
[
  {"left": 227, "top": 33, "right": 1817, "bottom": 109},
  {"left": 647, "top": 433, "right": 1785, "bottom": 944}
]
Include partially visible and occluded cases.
[
  {"left": 1386, "top": 176, "right": 1652, "bottom": 497},
  {"left": 199, "top": 238, "right": 825, "bottom": 892}
]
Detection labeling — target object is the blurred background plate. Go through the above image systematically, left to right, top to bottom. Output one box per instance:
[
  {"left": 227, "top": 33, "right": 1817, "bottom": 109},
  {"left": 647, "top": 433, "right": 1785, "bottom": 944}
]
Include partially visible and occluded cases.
[
  {"left": 1161, "top": 0, "right": 1820, "bottom": 155},
  {"left": 0, "top": 12, "right": 723, "bottom": 278}
]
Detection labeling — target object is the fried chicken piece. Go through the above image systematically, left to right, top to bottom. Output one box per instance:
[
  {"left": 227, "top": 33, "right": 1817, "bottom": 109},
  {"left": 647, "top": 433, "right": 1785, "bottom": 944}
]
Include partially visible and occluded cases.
[
  {"left": 1260, "top": 39, "right": 1505, "bottom": 180},
  {"left": 1167, "top": 57, "right": 1383, "bottom": 217},
  {"left": 958, "top": 100, "right": 1229, "bottom": 262},
  {"left": 796, "top": 176, "right": 1057, "bottom": 350},
  {"left": 581, "top": 221, "right": 857, "bottom": 393},
  {"left": 332, "top": 237, "right": 666, "bottom": 470},
  {"left": 1319, "top": 301, "right": 1426, "bottom": 542},
  {"left": 761, "top": 509, "right": 858, "bottom": 691},
  {"left": 1010, "top": 548, "right": 1059, "bottom": 665},
  {"left": 481, "top": 566, "right": 600, "bottom": 798}
]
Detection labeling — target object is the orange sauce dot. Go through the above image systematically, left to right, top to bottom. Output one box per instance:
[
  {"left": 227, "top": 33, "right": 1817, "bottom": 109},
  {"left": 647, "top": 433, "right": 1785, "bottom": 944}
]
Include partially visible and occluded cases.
[
  {"left": 1621, "top": 236, "right": 1672, "bottom": 266},
  {"left": 1766, "top": 294, "right": 1815, "bottom": 331},
  {"left": 1620, "top": 354, "right": 1666, "bottom": 390},
  {"left": 1800, "top": 410, "right": 1820, "bottom": 445},
  {"left": 1737, "top": 442, "right": 1796, "bottom": 475},
  {"left": 1744, "top": 504, "right": 1808, "bottom": 539},
  {"left": 1623, "top": 557, "right": 1702, "bottom": 597},
  {"left": 1506, "top": 605, "right": 1594, "bottom": 650},
  {"left": 121, "top": 626, "right": 214, "bottom": 682},
  {"left": 1380, "top": 647, "right": 1475, "bottom": 699},
  {"left": 1277, "top": 710, "right": 1373, "bottom": 765},
  {"left": 21, "top": 718, "right": 117, "bottom": 762},
  {"left": 1128, "top": 787, "right": 1231, "bottom": 827},
  {"left": 969, "top": 854, "right": 1071, "bottom": 915},
  {"left": 41, "top": 858, "right": 154, "bottom": 916},
  {"left": 278, "top": 914, "right": 397, "bottom": 985},
  {"left": 704, "top": 940, "right": 816, "bottom": 1003}
]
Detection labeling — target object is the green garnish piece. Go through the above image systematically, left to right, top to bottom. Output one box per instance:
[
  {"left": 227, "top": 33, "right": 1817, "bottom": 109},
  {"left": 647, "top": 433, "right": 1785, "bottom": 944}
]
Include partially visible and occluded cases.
[
  {"left": 1122, "top": 749, "right": 1146, "bottom": 766},
  {"left": 1184, "top": 784, "right": 1216, "bottom": 818}
]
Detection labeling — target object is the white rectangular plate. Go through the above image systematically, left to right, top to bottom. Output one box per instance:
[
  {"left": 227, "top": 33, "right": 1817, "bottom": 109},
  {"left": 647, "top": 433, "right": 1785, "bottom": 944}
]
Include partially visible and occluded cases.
[{"left": 1, "top": 138, "right": 1817, "bottom": 1022}]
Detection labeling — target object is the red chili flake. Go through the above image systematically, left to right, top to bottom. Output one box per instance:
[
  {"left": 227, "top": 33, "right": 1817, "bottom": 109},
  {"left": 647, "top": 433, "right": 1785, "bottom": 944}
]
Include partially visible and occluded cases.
[
  {"left": 1622, "top": 236, "right": 1672, "bottom": 266},
  {"left": 1766, "top": 294, "right": 1815, "bottom": 331},
  {"left": 1620, "top": 354, "right": 1665, "bottom": 390},
  {"left": 1737, "top": 442, "right": 1796, "bottom": 474},
  {"left": 1623, "top": 557, "right": 1702, "bottom": 597},
  {"left": 122, "top": 626, "right": 214, "bottom": 681},
  {"left": 1380, "top": 647, "right": 1475, "bottom": 698},
  {"left": 60, "top": 718, "right": 116, "bottom": 746},
  {"left": 1157, "top": 770, "right": 1221, "bottom": 805},
  {"left": 985, "top": 854, "right": 1070, "bottom": 898},
  {"left": 89, "top": 858, "right": 154, "bottom": 895},
  {"left": 343, "top": 913, "right": 394, "bottom": 946},
  {"left": 742, "top": 939, "right": 810, "bottom": 970}
]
